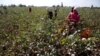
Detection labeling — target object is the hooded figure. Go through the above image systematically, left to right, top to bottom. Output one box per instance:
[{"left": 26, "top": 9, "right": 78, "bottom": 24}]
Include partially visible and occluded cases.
[
  {"left": 67, "top": 7, "right": 80, "bottom": 35},
  {"left": 68, "top": 8, "right": 80, "bottom": 24}
]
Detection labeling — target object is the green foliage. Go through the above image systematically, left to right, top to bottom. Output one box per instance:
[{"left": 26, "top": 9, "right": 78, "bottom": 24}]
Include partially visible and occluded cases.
[{"left": 0, "top": 7, "right": 100, "bottom": 56}]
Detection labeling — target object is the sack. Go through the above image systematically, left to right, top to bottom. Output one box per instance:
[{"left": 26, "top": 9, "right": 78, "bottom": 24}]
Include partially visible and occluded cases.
[{"left": 81, "top": 28, "right": 92, "bottom": 39}]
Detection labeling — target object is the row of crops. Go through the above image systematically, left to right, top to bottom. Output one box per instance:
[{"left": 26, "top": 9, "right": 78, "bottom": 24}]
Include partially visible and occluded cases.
[{"left": 0, "top": 7, "right": 100, "bottom": 56}]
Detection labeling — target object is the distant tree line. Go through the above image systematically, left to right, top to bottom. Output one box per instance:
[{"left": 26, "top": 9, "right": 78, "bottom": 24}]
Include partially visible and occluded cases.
[
  {"left": 0, "top": 2, "right": 64, "bottom": 7},
  {"left": 0, "top": 4, "right": 34, "bottom": 7}
]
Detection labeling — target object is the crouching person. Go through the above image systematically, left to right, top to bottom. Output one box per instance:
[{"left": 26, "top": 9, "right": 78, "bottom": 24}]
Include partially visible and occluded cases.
[
  {"left": 67, "top": 7, "right": 80, "bottom": 35},
  {"left": 47, "top": 10, "right": 53, "bottom": 19}
]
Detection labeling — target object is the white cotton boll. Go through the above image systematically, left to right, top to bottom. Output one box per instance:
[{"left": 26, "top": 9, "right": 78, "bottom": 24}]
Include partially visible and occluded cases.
[
  {"left": 41, "top": 18, "right": 44, "bottom": 20},
  {"left": 65, "top": 29, "right": 68, "bottom": 31},
  {"left": 77, "top": 30, "right": 81, "bottom": 32},
  {"left": 74, "top": 31, "right": 77, "bottom": 35},
  {"left": 62, "top": 32, "right": 66, "bottom": 36},
  {"left": 51, "top": 34, "right": 54, "bottom": 37},
  {"left": 68, "top": 35, "right": 74, "bottom": 39},
  {"left": 82, "top": 38, "right": 86, "bottom": 41},
  {"left": 88, "top": 38, "right": 91, "bottom": 41},
  {"left": 71, "top": 41, "right": 76, "bottom": 45},
  {"left": 29, "top": 42, "right": 33, "bottom": 45},
  {"left": 49, "top": 45, "right": 51, "bottom": 48},
  {"left": 29, "top": 46, "right": 32, "bottom": 49},
  {"left": 87, "top": 47, "right": 91, "bottom": 50},
  {"left": 52, "top": 48, "right": 55, "bottom": 52},
  {"left": 69, "top": 49, "right": 72, "bottom": 51},
  {"left": 45, "top": 52, "right": 47, "bottom": 55},
  {"left": 68, "top": 52, "right": 71, "bottom": 55},
  {"left": 50, "top": 53, "right": 52, "bottom": 55},
  {"left": 37, "top": 54, "right": 39, "bottom": 56},
  {"left": 71, "top": 54, "right": 75, "bottom": 56}
]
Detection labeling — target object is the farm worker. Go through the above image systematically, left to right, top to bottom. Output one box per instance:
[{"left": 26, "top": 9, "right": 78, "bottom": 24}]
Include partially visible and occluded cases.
[
  {"left": 3, "top": 6, "right": 8, "bottom": 14},
  {"left": 53, "top": 6, "right": 59, "bottom": 18},
  {"left": 29, "top": 7, "right": 32, "bottom": 13},
  {"left": 67, "top": 7, "right": 80, "bottom": 35},
  {"left": 68, "top": 7, "right": 80, "bottom": 27},
  {"left": 47, "top": 8, "right": 53, "bottom": 19},
  {"left": 54, "top": 8, "right": 57, "bottom": 18}
]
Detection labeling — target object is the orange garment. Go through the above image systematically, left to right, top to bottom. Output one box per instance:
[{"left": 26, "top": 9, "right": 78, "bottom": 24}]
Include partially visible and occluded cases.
[{"left": 81, "top": 28, "right": 92, "bottom": 39}]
